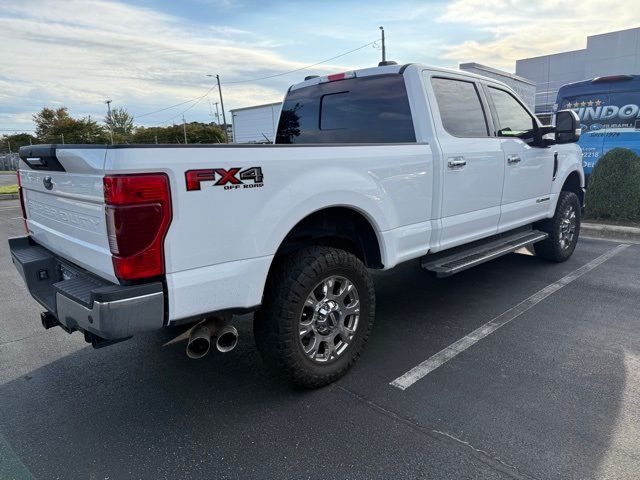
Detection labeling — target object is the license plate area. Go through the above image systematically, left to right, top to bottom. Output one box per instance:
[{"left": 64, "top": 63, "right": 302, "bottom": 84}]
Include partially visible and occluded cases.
[{"left": 59, "top": 262, "right": 80, "bottom": 282}]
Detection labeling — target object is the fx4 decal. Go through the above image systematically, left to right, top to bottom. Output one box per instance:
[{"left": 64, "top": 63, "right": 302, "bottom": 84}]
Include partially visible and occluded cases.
[{"left": 185, "top": 167, "right": 264, "bottom": 191}]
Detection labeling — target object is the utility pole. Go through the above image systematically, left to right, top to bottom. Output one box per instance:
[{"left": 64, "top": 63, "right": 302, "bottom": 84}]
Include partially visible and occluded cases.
[
  {"left": 379, "top": 26, "right": 386, "bottom": 63},
  {"left": 216, "top": 75, "right": 229, "bottom": 143},
  {"left": 105, "top": 99, "right": 114, "bottom": 144},
  {"left": 208, "top": 99, "right": 220, "bottom": 123},
  {"left": 213, "top": 101, "right": 220, "bottom": 124},
  {"left": 182, "top": 115, "right": 188, "bottom": 144},
  {"left": 61, "top": 133, "right": 65, "bottom": 144},
  {"left": 7, "top": 140, "right": 11, "bottom": 154}
]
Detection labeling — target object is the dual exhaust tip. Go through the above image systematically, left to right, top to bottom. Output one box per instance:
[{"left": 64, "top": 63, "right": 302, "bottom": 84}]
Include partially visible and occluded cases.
[{"left": 186, "top": 318, "right": 238, "bottom": 359}]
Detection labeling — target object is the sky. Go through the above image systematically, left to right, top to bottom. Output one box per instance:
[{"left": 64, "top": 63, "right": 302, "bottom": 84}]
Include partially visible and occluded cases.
[{"left": 1, "top": 0, "right": 640, "bottom": 133}]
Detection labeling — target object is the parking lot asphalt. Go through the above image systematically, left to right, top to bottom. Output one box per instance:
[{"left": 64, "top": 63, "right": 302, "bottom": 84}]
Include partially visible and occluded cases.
[
  {"left": 0, "top": 175, "right": 16, "bottom": 187},
  {"left": 1, "top": 198, "right": 639, "bottom": 480}
]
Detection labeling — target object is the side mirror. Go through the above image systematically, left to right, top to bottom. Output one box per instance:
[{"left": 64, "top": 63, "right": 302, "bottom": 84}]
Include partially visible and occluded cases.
[{"left": 555, "top": 109, "right": 581, "bottom": 144}]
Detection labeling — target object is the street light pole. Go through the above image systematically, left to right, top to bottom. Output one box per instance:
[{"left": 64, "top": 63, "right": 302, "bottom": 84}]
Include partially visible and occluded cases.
[
  {"left": 379, "top": 26, "right": 386, "bottom": 63},
  {"left": 216, "top": 75, "right": 229, "bottom": 143},
  {"left": 105, "top": 99, "right": 114, "bottom": 144}
]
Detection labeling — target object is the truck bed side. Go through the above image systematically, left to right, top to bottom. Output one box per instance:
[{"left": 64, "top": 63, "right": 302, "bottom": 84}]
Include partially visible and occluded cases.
[{"left": 103, "top": 144, "right": 433, "bottom": 321}]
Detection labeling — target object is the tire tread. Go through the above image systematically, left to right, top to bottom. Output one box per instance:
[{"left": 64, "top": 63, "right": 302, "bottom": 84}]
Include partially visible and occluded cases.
[
  {"left": 534, "top": 191, "right": 581, "bottom": 262},
  {"left": 254, "top": 246, "right": 375, "bottom": 388}
]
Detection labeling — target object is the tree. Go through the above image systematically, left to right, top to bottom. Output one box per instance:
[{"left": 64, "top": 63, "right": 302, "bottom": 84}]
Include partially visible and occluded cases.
[
  {"left": 275, "top": 104, "right": 301, "bottom": 143},
  {"left": 29, "top": 107, "right": 223, "bottom": 145},
  {"left": 33, "top": 107, "right": 108, "bottom": 144},
  {"left": 33, "top": 107, "right": 71, "bottom": 142},
  {"left": 105, "top": 107, "right": 134, "bottom": 143},
  {"left": 132, "top": 122, "right": 224, "bottom": 144},
  {"left": 184, "top": 122, "right": 225, "bottom": 143},
  {"left": 0, "top": 133, "right": 38, "bottom": 154},
  {"left": 585, "top": 148, "right": 640, "bottom": 221}
]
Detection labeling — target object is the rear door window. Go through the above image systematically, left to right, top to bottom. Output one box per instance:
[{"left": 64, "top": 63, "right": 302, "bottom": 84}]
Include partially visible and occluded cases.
[
  {"left": 276, "top": 74, "right": 416, "bottom": 144},
  {"left": 431, "top": 77, "right": 489, "bottom": 137}
]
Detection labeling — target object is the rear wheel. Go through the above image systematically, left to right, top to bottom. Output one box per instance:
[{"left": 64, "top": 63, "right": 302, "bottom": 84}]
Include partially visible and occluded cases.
[
  {"left": 534, "top": 191, "right": 581, "bottom": 262},
  {"left": 254, "top": 246, "right": 375, "bottom": 388}
]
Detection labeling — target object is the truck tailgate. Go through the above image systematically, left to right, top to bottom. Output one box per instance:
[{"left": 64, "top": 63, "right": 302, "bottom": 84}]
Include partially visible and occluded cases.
[{"left": 19, "top": 147, "right": 116, "bottom": 283}]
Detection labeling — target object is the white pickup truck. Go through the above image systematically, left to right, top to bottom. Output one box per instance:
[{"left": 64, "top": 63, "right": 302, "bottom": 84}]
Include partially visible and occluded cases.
[{"left": 10, "top": 63, "right": 584, "bottom": 387}]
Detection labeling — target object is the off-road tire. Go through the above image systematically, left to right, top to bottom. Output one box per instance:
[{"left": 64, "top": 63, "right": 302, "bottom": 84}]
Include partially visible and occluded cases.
[
  {"left": 534, "top": 191, "right": 581, "bottom": 262},
  {"left": 254, "top": 246, "right": 375, "bottom": 388}
]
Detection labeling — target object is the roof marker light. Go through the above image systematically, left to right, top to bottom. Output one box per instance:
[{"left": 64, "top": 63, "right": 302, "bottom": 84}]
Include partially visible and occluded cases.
[{"left": 318, "top": 71, "right": 356, "bottom": 83}]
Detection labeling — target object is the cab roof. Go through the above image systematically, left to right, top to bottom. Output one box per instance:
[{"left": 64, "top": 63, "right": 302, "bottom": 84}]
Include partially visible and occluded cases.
[
  {"left": 289, "top": 63, "right": 511, "bottom": 92},
  {"left": 558, "top": 74, "right": 640, "bottom": 92}
]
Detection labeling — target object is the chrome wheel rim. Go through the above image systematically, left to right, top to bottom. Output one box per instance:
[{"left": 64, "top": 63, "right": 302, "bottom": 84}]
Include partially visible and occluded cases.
[
  {"left": 559, "top": 204, "right": 577, "bottom": 249},
  {"left": 299, "top": 275, "right": 360, "bottom": 363}
]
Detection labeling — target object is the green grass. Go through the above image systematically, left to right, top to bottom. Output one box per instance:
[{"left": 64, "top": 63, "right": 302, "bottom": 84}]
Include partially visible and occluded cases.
[
  {"left": 0, "top": 171, "right": 17, "bottom": 175},
  {"left": 0, "top": 184, "right": 18, "bottom": 195}
]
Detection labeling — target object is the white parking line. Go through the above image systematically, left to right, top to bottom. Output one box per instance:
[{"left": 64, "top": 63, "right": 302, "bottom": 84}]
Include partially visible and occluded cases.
[{"left": 390, "top": 243, "right": 631, "bottom": 390}]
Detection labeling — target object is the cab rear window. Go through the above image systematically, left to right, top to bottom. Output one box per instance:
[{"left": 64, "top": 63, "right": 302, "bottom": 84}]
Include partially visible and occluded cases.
[{"left": 275, "top": 74, "right": 416, "bottom": 144}]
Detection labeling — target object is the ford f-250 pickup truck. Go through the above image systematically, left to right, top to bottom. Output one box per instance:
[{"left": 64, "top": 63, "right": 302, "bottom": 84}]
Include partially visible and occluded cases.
[{"left": 10, "top": 63, "right": 584, "bottom": 388}]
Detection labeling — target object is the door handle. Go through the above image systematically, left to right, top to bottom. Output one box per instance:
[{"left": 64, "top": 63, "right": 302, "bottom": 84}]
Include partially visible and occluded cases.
[
  {"left": 507, "top": 155, "right": 521, "bottom": 165},
  {"left": 448, "top": 157, "right": 466, "bottom": 169}
]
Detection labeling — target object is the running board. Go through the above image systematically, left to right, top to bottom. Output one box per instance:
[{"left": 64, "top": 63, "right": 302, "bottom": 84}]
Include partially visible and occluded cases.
[{"left": 422, "top": 230, "right": 548, "bottom": 278}]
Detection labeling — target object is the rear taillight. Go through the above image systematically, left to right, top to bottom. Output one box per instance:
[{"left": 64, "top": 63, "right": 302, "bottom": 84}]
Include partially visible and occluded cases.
[
  {"left": 17, "top": 170, "right": 28, "bottom": 233},
  {"left": 104, "top": 174, "right": 172, "bottom": 281}
]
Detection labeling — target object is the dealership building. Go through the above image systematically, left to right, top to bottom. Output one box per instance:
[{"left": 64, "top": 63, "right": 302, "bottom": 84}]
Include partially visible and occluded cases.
[
  {"left": 516, "top": 27, "right": 640, "bottom": 115},
  {"left": 459, "top": 63, "right": 536, "bottom": 109}
]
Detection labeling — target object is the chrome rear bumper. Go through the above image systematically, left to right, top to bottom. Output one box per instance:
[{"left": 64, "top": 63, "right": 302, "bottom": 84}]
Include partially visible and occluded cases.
[{"left": 9, "top": 236, "right": 165, "bottom": 341}]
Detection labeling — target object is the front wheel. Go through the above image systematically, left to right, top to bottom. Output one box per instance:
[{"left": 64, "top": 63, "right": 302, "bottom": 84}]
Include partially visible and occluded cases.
[
  {"left": 534, "top": 191, "right": 581, "bottom": 262},
  {"left": 254, "top": 246, "right": 375, "bottom": 388}
]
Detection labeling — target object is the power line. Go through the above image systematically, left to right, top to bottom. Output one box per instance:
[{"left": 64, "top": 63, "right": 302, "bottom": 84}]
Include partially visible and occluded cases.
[
  {"left": 135, "top": 39, "right": 377, "bottom": 122},
  {"left": 4, "top": 40, "right": 380, "bottom": 130},
  {"left": 222, "top": 40, "right": 377, "bottom": 85},
  {"left": 151, "top": 84, "right": 218, "bottom": 126},
  {"left": 134, "top": 97, "right": 202, "bottom": 119}
]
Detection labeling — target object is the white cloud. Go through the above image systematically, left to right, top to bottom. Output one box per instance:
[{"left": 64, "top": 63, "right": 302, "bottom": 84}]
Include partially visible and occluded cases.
[
  {"left": 0, "top": 0, "right": 352, "bottom": 130},
  {"left": 438, "top": 0, "right": 640, "bottom": 71}
]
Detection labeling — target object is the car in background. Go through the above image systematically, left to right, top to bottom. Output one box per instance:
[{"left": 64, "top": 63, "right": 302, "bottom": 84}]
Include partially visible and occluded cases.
[{"left": 555, "top": 74, "right": 640, "bottom": 176}]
